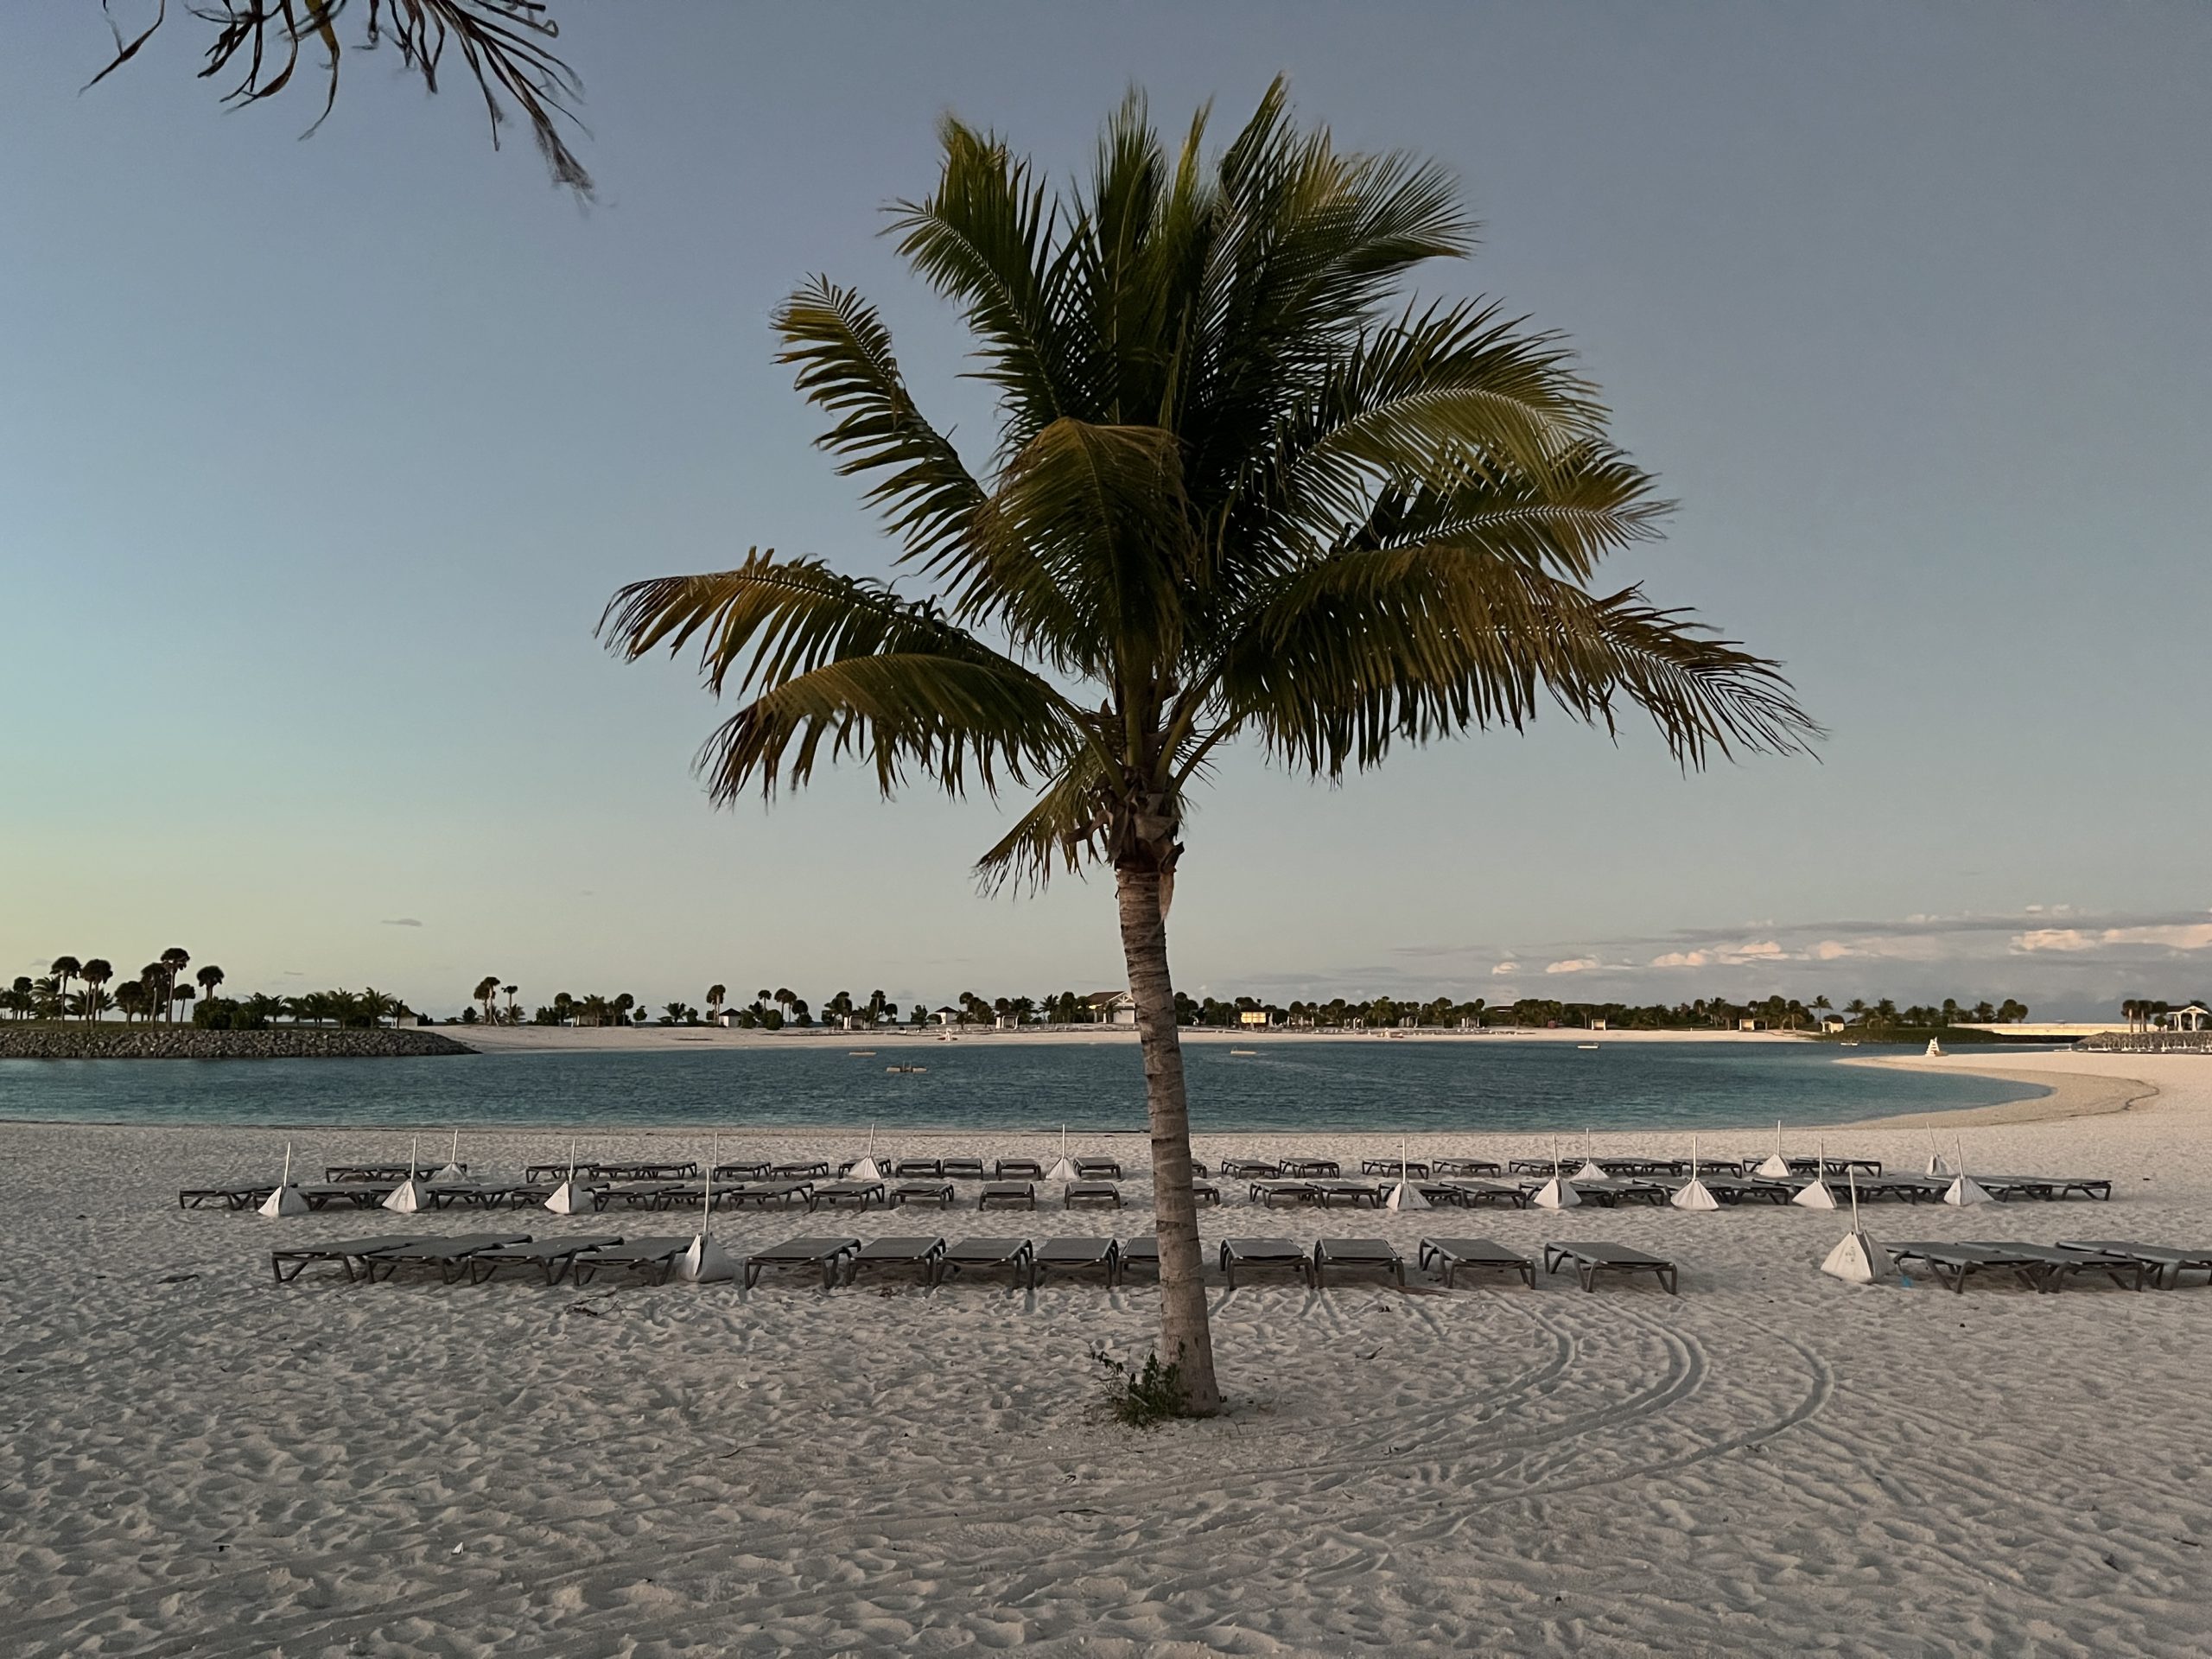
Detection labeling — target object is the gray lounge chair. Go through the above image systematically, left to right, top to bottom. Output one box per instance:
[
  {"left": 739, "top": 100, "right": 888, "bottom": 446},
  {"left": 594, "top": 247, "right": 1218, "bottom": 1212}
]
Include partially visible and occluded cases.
[
  {"left": 893, "top": 1158, "right": 944, "bottom": 1178},
  {"left": 942, "top": 1158, "right": 986, "bottom": 1180},
  {"left": 995, "top": 1158, "right": 1044, "bottom": 1179},
  {"left": 1281, "top": 1158, "right": 1340, "bottom": 1178},
  {"left": 1433, "top": 1158, "right": 1502, "bottom": 1176},
  {"left": 1075, "top": 1159, "right": 1125, "bottom": 1180},
  {"left": 1221, "top": 1159, "right": 1280, "bottom": 1179},
  {"left": 1363, "top": 1159, "right": 1432, "bottom": 1179},
  {"left": 771, "top": 1160, "right": 830, "bottom": 1179},
  {"left": 715, "top": 1161, "right": 773, "bottom": 1180},
  {"left": 732, "top": 1179, "right": 817, "bottom": 1210},
  {"left": 1251, "top": 1179, "right": 1319, "bottom": 1207},
  {"left": 1440, "top": 1179, "right": 1530, "bottom": 1209},
  {"left": 812, "top": 1180, "right": 886, "bottom": 1209},
  {"left": 1310, "top": 1180, "right": 1385, "bottom": 1208},
  {"left": 892, "top": 1181, "right": 956, "bottom": 1207},
  {"left": 978, "top": 1181, "right": 1036, "bottom": 1210},
  {"left": 1065, "top": 1181, "right": 1122, "bottom": 1208},
  {"left": 1192, "top": 1181, "right": 1221, "bottom": 1205},
  {"left": 302, "top": 1182, "right": 391, "bottom": 1210},
  {"left": 181, "top": 1184, "right": 275, "bottom": 1211},
  {"left": 364, "top": 1234, "right": 532, "bottom": 1284},
  {"left": 269, "top": 1235, "right": 426, "bottom": 1285},
  {"left": 743, "top": 1235, "right": 861, "bottom": 1288},
  {"left": 467, "top": 1236, "right": 626, "bottom": 1286},
  {"left": 571, "top": 1236, "right": 690, "bottom": 1287},
  {"left": 844, "top": 1236, "right": 947, "bottom": 1286},
  {"left": 937, "top": 1236, "right": 1034, "bottom": 1287},
  {"left": 1033, "top": 1236, "right": 1119, "bottom": 1285},
  {"left": 1418, "top": 1236, "right": 1535, "bottom": 1288},
  {"left": 1119, "top": 1237, "right": 1159, "bottom": 1280},
  {"left": 1220, "top": 1237, "right": 1313, "bottom": 1289},
  {"left": 1313, "top": 1237, "right": 1403, "bottom": 1287},
  {"left": 2056, "top": 1240, "right": 2212, "bottom": 1288},
  {"left": 1891, "top": 1241, "right": 2055, "bottom": 1294},
  {"left": 1542, "top": 1242, "right": 1678, "bottom": 1294}
]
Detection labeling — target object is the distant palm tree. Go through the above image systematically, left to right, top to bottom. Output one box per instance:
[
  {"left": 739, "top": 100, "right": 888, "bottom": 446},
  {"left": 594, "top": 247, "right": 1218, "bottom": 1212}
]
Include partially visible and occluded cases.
[
  {"left": 601, "top": 88, "right": 1815, "bottom": 1410},
  {"left": 159, "top": 948, "right": 190, "bottom": 1022},
  {"left": 50, "top": 957, "right": 80, "bottom": 1020},
  {"left": 80, "top": 959, "right": 114, "bottom": 1021},
  {"left": 196, "top": 964, "right": 225, "bottom": 1007},
  {"left": 474, "top": 976, "right": 501, "bottom": 1024},
  {"left": 114, "top": 981, "right": 148, "bottom": 1022},
  {"left": 172, "top": 983, "right": 196, "bottom": 1021},
  {"left": 503, "top": 984, "right": 519, "bottom": 1023},
  {"left": 707, "top": 984, "right": 728, "bottom": 1022},
  {"left": 360, "top": 988, "right": 397, "bottom": 1027},
  {"left": 773, "top": 988, "right": 795, "bottom": 1025},
  {"left": 614, "top": 992, "right": 638, "bottom": 1025}
]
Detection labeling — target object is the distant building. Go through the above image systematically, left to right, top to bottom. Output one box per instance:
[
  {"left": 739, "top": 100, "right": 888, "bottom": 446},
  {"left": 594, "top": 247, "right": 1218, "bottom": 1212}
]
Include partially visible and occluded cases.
[
  {"left": 1083, "top": 990, "right": 1138, "bottom": 1027},
  {"left": 2161, "top": 1001, "right": 2211, "bottom": 1033},
  {"left": 713, "top": 1008, "right": 743, "bottom": 1028},
  {"left": 1237, "top": 1008, "right": 1272, "bottom": 1028},
  {"left": 1821, "top": 1016, "right": 1847, "bottom": 1034},
  {"left": 1588, "top": 1018, "right": 1608, "bottom": 1032},
  {"left": 1738, "top": 1018, "right": 1768, "bottom": 1032}
]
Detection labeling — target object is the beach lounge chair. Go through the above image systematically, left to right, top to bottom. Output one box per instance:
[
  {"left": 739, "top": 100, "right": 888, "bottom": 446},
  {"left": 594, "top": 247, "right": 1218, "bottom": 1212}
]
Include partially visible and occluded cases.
[
  {"left": 942, "top": 1157, "right": 986, "bottom": 1180},
  {"left": 894, "top": 1158, "right": 944, "bottom": 1178},
  {"left": 995, "top": 1158, "right": 1045, "bottom": 1179},
  {"left": 1074, "top": 1158, "right": 1125, "bottom": 1180},
  {"left": 1280, "top": 1158, "right": 1340, "bottom": 1179},
  {"left": 1433, "top": 1158, "right": 1503, "bottom": 1176},
  {"left": 1221, "top": 1159, "right": 1280, "bottom": 1179},
  {"left": 1362, "top": 1159, "right": 1432, "bottom": 1179},
  {"left": 771, "top": 1160, "right": 830, "bottom": 1179},
  {"left": 1190, "top": 1160, "right": 1211, "bottom": 1179},
  {"left": 715, "top": 1161, "right": 773, "bottom": 1181},
  {"left": 324, "top": 1164, "right": 417, "bottom": 1185},
  {"left": 602, "top": 1179, "right": 683, "bottom": 1209},
  {"left": 1251, "top": 1179, "right": 1319, "bottom": 1207},
  {"left": 1440, "top": 1179, "right": 1529, "bottom": 1209},
  {"left": 732, "top": 1180, "right": 817, "bottom": 1210},
  {"left": 812, "top": 1180, "right": 886, "bottom": 1209},
  {"left": 1311, "top": 1180, "right": 1386, "bottom": 1208},
  {"left": 891, "top": 1181, "right": 956, "bottom": 1207},
  {"left": 978, "top": 1181, "right": 1036, "bottom": 1210},
  {"left": 1064, "top": 1181, "right": 1122, "bottom": 1208},
  {"left": 1192, "top": 1181, "right": 1221, "bottom": 1205},
  {"left": 301, "top": 1183, "right": 391, "bottom": 1210},
  {"left": 180, "top": 1184, "right": 274, "bottom": 1211},
  {"left": 363, "top": 1234, "right": 532, "bottom": 1285},
  {"left": 269, "top": 1235, "right": 427, "bottom": 1285},
  {"left": 466, "top": 1236, "right": 626, "bottom": 1286},
  {"left": 570, "top": 1236, "right": 690, "bottom": 1287},
  {"left": 743, "top": 1236, "right": 861, "bottom": 1289},
  {"left": 843, "top": 1236, "right": 947, "bottom": 1286},
  {"left": 937, "top": 1236, "right": 1034, "bottom": 1287},
  {"left": 1033, "top": 1236, "right": 1120, "bottom": 1285},
  {"left": 1119, "top": 1236, "right": 1159, "bottom": 1280},
  {"left": 1220, "top": 1237, "right": 1313, "bottom": 1288},
  {"left": 1313, "top": 1237, "right": 1404, "bottom": 1287},
  {"left": 1418, "top": 1237, "right": 1535, "bottom": 1288},
  {"left": 2056, "top": 1240, "right": 2212, "bottom": 1288},
  {"left": 1890, "top": 1241, "right": 2065, "bottom": 1294},
  {"left": 1542, "top": 1243, "right": 1678, "bottom": 1294},
  {"left": 1992, "top": 1243, "right": 2146, "bottom": 1291}
]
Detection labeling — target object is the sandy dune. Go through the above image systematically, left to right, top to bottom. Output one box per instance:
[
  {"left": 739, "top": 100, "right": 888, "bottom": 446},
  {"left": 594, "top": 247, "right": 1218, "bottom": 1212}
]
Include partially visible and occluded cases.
[{"left": 3, "top": 1051, "right": 2209, "bottom": 1656}]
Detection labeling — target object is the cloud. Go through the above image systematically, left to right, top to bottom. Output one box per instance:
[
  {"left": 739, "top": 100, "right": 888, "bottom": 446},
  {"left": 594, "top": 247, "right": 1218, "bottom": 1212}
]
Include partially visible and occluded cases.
[
  {"left": 381, "top": 918, "right": 424, "bottom": 928},
  {"left": 2014, "top": 923, "right": 2212, "bottom": 954},
  {"left": 1650, "top": 950, "right": 1708, "bottom": 969},
  {"left": 1545, "top": 957, "right": 1600, "bottom": 976},
  {"left": 1491, "top": 962, "right": 1519, "bottom": 976}
]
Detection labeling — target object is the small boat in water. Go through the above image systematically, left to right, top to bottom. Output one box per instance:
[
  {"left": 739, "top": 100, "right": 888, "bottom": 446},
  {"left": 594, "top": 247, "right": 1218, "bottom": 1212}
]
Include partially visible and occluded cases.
[
  {"left": 1577, "top": 1043, "right": 1600, "bottom": 1051},
  {"left": 1230, "top": 1048, "right": 1257, "bottom": 1056},
  {"left": 849, "top": 1050, "right": 875, "bottom": 1057},
  {"left": 886, "top": 1064, "right": 927, "bottom": 1074}
]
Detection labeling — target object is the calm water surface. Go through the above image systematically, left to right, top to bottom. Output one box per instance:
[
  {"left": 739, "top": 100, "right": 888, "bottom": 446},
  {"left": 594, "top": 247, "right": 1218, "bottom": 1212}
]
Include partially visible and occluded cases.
[{"left": 0, "top": 1039, "right": 2044, "bottom": 1133}]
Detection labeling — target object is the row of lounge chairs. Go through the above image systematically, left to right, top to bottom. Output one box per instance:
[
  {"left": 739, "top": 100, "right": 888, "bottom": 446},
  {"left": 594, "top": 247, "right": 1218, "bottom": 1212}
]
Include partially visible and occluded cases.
[
  {"left": 270, "top": 1231, "right": 1681, "bottom": 1294},
  {"left": 1889, "top": 1238, "right": 2212, "bottom": 1294}
]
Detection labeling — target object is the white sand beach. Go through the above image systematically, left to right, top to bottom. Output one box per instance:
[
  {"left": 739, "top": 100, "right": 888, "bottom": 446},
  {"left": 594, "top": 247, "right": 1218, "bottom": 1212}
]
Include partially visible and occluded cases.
[{"left": 4, "top": 1048, "right": 2210, "bottom": 1656}]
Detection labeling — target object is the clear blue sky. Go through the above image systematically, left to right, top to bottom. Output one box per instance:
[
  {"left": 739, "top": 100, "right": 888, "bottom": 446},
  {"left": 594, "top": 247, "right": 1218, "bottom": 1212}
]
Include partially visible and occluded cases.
[{"left": 3, "top": 3, "right": 2207, "bottom": 1019}]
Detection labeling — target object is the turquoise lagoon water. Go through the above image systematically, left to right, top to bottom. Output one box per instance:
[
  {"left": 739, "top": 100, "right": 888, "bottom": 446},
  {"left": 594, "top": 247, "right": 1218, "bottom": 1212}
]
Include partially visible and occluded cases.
[{"left": 0, "top": 1039, "right": 2043, "bottom": 1134}]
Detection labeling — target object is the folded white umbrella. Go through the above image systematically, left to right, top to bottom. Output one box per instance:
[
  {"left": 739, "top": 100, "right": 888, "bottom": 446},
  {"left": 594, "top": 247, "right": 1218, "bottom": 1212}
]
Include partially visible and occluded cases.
[
  {"left": 1753, "top": 1120, "right": 1793, "bottom": 1179},
  {"left": 1043, "top": 1124, "right": 1077, "bottom": 1182},
  {"left": 847, "top": 1125, "right": 884, "bottom": 1182},
  {"left": 430, "top": 1128, "right": 467, "bottom": 1184},
  {"left": 1571, "top": 1128, "right": 1606, "bottom": 1183},
  {"left": 1924, "top": 1133, "right": 1950, "bottom": 1177},
  {"left": 1671, "top": 1135, "right": 1720, "bottom": 1211},
  {"left": 544, "top": 1136, "right": 592, "bottom": 1214},
  {"left": 1384, "top": 1136, "right": 1428, "bottom": 1211},
  {"left": 1532, "top": 1136, "right": 1580, "bottom": 1208},
  {"left": 1792, "top": 1136, "right": 1839, "bottom": 1210},
  {"left": 382, "top": 1137, "right": 430, "bottom": 1213},
  {"left": 1942, "top": 1137, "right": 1993, "bottom": 1206},
  {"left": 678, "top": 1138, "right": 738, "bottom": 1283},
  {"left": 258, "top": 1141, "right": 309, "bottom": 1217},
  {"left": 1821, "top": 1169, "right": 1894, "bottom": 1284}
]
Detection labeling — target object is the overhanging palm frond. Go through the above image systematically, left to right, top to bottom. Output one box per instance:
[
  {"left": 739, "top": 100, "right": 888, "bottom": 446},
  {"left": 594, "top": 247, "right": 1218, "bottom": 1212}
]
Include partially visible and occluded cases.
[
  {"left": 776, "top": 279, "right": 989, "bottom": 572},
  {"left": 1217, "top": 544, "right": 1821, "bottom": 778},
  {"left": 599, "top": 553, "right": 1084, "bottom": 803},
  {"left": 972, "top": 746, "right": 1117, "bottom": 893}
]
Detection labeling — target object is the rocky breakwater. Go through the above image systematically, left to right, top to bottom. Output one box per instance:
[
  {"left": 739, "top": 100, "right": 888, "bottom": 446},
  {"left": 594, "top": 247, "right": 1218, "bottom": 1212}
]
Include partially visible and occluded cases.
[{"left": 0, "top": 1026, "right": 478, "bottom": 1060}]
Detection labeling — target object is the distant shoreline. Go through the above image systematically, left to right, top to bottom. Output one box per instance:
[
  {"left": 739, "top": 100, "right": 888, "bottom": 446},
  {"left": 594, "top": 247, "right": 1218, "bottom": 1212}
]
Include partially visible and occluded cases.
[{"left": 445, "top": 1023, "right": 1815, "bottom": 1052}]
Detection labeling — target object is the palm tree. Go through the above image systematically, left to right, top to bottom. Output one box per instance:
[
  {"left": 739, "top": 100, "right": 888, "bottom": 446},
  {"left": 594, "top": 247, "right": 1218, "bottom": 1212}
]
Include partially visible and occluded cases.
[
  {"left": 601, "top": 88, "right": 1816, "bottom": 1412},
  {"left": 159, "top": 948, "right": 190, "bottom": 1022},
  {"left": 50, "top": 957, "right": 80, "bottom": 1020},
  {"left": 80, "top": 960, "right": 114, "bottom": 1021},
  {"left": 196, "top": 964, "right": 225, "bottom": 1007},
  {"left": 474, "top": 976, "right": 501, "bottom": 1024},
  {"left": 114, "top": 981, "right": 148, "bottom": 1022},
  {"left": 172, "top": 983, "right": 196, "bottom": 1022},
  {"left": 503, "top": 984, "right": 519, "bottom": 1023},
  {"left": 707, "top": 984, "right": 728, "bottom": 1022},
  {"left": 773, "top": 987, "right": 795, "bottom": 1024},
  {"left": 360, "top": 988, "right": 397, "bottom": 1027}
]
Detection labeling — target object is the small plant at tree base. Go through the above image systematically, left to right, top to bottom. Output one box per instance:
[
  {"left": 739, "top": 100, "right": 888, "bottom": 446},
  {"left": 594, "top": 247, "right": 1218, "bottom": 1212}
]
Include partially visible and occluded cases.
[{"left": 1093, "top": 1344, "right": 1202, "bottom": 1428}]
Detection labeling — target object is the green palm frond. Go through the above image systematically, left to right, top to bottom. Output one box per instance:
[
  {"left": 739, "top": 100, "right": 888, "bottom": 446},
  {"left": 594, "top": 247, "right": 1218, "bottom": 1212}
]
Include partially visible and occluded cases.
[{"left": 599, "top": 553, "right": 1084, "bottom": 803}]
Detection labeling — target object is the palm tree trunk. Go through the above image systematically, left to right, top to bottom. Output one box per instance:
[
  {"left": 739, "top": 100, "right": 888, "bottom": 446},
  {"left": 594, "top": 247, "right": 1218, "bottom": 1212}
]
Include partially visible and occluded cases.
[{"left": 1115, "top": 862, "right": 1223, "bottom": 1416}]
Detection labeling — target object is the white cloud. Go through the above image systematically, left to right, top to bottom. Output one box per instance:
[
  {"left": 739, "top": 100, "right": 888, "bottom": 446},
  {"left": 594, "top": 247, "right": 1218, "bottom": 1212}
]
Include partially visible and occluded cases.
[
  {"left": 2015, "top": 923, "right": 2212, "bottom": 954},
  {"left": 1812, "top": 939, "right": 1859, "bottom": 961},
  {"left": 1649, "top": 950, "right": 1708, "bottom": 969},
  {"left": 1545, "top": 957, "right": 1599, "bottom": 976},
  {"left": 1491, "top": 962, "right": 1519, "bottom": 976}
]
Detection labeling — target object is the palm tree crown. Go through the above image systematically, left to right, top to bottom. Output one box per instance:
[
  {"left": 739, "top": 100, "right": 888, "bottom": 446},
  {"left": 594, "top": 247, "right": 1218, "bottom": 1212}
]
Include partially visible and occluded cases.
[{"left": 601, "top": 85, "right": 1817, "bottom": 1411}]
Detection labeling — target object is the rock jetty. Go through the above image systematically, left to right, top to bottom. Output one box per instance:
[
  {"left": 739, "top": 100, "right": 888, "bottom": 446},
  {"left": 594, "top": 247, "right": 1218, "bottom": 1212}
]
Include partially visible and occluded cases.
[{"left": 0, "top": 1026, "right": 478, "bottom": 1060}]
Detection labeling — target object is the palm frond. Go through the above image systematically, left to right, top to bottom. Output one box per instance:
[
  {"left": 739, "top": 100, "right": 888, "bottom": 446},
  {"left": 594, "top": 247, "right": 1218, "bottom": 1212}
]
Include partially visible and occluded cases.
[
  {"left": 775, "top": 278, "right": 989, "bottom": 570},
  {"left": 598, "top": 553, "right": 1084, "bottom": 802},
  {"left": 972, "top": 748, "right": 1116, "bottom": 893}
]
